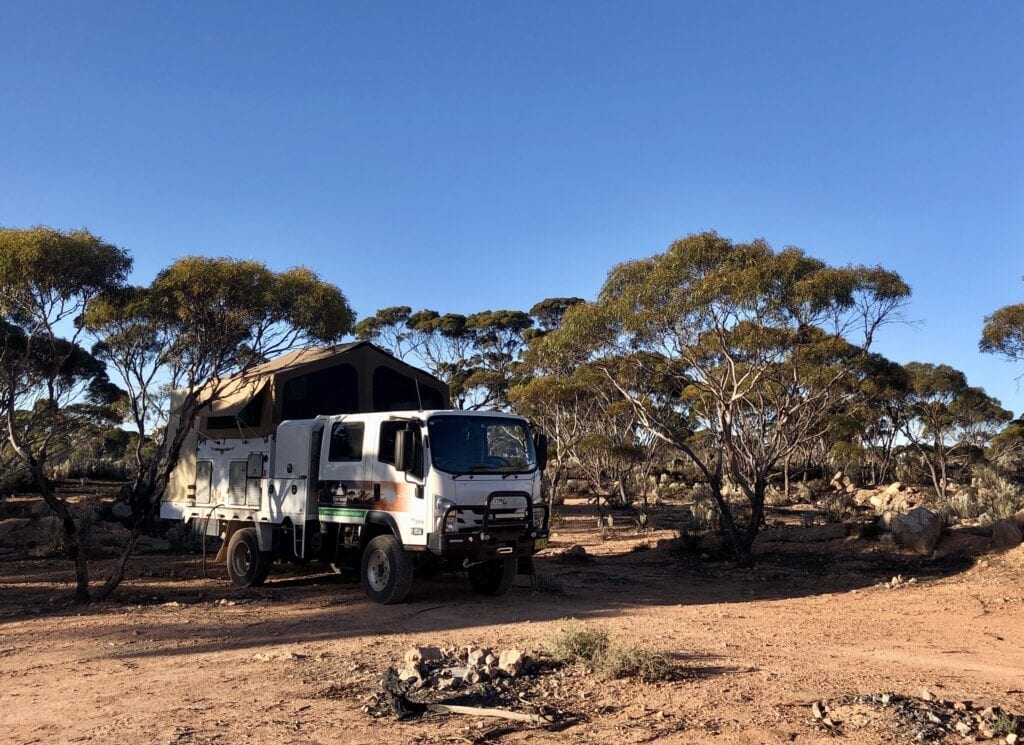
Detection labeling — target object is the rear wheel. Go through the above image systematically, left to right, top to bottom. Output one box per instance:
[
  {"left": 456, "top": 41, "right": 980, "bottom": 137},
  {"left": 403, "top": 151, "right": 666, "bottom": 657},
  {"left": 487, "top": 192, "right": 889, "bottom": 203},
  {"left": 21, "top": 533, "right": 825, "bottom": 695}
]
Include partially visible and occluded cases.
[
  {"left": 226, "top": 528, "right": 272, "bottom": 587},
  {"left": 360, "top": 534, "right": 413, "bottom": 604},
  {"left": 468, "top": 557, "right": 517, "bottom": 596}
]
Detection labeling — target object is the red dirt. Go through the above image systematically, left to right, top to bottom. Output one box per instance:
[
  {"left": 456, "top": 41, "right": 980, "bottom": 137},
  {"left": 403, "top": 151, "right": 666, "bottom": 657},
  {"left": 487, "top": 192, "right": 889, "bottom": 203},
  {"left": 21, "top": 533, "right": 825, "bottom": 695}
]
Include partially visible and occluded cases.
[{"left": 2, "top": 497, "right": 1023, "bottom": 744}]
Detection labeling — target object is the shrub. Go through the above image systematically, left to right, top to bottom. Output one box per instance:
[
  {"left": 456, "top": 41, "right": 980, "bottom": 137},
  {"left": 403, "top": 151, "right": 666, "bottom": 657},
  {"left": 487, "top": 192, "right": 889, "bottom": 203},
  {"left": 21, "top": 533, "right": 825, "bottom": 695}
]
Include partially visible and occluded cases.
[
  {"left": 938, "top": 465, "right": 1024, "bottom": 522},
  {"left": 764, "top": 484, "right": 790, "bottom": 506},
  {"left": 818, "top": 491, "right": 856, "bottom": 523},
  {"left": 546, "top": 620, "right": 672, "bottom": 681},
  {"left": 547, "top": 621, "right": 610, "bottom": 663},
  {"left": 594, "top": 645, "right": 673, "bottom": 682},
  {"left": 993, "top": 713, "right": 1019, "bottom": 737}
]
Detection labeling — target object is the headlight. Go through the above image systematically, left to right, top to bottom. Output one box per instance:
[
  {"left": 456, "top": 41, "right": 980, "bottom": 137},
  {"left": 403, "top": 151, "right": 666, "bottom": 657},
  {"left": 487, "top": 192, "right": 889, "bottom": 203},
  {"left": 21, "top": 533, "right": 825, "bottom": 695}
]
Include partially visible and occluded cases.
[
  {"left": 435, "top": 497, "right": 457, "bottom": 534},
  {"left": 531, "top": 505, "right": 546, "bottom": 530}
]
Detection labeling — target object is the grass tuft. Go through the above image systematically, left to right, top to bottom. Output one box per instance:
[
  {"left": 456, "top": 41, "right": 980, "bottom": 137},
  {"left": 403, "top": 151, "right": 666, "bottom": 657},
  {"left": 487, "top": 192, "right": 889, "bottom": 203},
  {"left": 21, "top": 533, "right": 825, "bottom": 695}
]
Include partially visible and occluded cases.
[{"left": 546, "top": 619, "right": 672, "bottom": 682}]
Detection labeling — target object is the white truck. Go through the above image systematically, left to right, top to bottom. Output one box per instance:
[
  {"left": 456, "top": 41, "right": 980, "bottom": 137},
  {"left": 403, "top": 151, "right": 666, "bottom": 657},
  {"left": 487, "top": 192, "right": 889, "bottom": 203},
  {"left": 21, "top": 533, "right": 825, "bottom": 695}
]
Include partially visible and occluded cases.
[{"left": 160, "top": 409, "right": 550, "bottom": 603}]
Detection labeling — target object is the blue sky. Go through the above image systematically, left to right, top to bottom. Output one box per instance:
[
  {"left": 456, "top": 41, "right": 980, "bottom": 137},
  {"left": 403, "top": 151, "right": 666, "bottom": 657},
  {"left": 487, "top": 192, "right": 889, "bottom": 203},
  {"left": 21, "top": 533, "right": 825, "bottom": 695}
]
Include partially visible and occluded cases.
[{"left": 2, "top": 2, "right": 1022, "bottom": 414}]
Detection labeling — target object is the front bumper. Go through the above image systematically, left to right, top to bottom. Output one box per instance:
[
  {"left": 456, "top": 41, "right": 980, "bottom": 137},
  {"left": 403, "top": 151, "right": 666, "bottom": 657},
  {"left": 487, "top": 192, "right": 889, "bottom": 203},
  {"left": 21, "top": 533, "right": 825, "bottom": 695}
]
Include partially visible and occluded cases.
[
  {"left": 427, "top": 494, "right": 549, "bottom": 561},
  {"left": 427, "top": 527, "right": 548, "bottom": 561}
]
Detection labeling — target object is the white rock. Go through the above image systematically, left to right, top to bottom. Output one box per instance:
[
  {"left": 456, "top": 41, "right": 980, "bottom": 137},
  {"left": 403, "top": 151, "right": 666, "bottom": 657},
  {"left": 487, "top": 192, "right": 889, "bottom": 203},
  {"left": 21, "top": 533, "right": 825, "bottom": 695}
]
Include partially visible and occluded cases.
[
  {"left": 890, "top": 507, "right": 942, "bottom": 555},
  {"left": 404, "top": 646, "right": 443, "bottom": 666},
  {"left": 497, "top": 649, "right": 531, "bottom": 677}
]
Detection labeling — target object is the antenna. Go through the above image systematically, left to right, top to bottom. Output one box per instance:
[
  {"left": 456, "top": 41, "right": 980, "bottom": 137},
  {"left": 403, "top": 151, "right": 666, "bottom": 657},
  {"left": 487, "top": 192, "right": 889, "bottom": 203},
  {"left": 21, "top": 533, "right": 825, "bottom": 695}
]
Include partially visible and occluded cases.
[{"left": 414, "top": 378, "right": 424, "bottom": 412}]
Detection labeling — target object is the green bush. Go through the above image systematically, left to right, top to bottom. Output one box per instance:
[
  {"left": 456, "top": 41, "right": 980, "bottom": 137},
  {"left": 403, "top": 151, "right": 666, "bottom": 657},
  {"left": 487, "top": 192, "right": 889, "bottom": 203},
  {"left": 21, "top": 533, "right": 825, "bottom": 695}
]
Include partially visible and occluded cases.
[
  {"left": 546, "top": 620, "right": 672, "bottom": 682},
  {"left": 547, "top": 621, "right": 610, "bottom": 662},
  {"left": 594, "top": 644, "right": 673, "bottom": 682}
]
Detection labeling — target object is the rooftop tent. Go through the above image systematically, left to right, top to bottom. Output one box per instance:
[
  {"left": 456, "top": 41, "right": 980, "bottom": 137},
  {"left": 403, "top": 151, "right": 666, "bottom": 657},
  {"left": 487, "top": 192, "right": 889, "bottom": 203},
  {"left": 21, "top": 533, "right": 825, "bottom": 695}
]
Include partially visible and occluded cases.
[
  {"left": 166, "top": 341, "right": 449, "bottom": 503},
  {"left": 195, "top": 341, "right": 449, "bottom": 438}
]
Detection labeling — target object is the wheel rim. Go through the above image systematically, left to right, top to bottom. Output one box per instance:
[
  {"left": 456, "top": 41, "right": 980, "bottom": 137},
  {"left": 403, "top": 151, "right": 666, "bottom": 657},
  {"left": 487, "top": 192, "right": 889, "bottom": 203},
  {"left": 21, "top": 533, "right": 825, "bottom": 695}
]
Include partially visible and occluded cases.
[
  {"left": 233, "top": 542, "right": 252, "bottom": 576},
  {"left": 366, "top": 549, "right": 391, "bottom": 592}
]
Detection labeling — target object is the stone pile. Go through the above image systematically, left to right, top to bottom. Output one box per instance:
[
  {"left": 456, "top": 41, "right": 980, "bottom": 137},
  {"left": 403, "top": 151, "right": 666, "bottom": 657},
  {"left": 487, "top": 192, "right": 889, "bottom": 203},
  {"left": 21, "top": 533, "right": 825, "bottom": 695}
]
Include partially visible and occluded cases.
[{"left": 394, "top": 645, "right": 534, "bottom": 693}]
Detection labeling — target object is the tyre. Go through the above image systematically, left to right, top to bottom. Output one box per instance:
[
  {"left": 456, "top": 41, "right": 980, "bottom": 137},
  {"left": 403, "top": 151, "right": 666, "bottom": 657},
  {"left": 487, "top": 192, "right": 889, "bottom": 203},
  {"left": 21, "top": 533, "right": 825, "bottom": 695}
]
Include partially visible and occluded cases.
[
  {"left": 226, "top": 528, "right": 272, "bottom": 587},
  {"left": 360, "top": 534, "right": 413, "bottom": 604},
  {"left": 468, "top": 557, "right": 517, "bottom": 596}
]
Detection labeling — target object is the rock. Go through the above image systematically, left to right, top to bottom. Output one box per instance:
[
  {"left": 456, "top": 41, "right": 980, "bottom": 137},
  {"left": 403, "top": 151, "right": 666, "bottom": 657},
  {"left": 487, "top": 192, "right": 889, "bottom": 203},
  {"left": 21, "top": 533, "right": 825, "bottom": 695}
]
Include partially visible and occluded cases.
[
  {"left": 830, "top": 471, "right": 850, "bottom": 491},
  {"left": 884, "top": 482, "right": 904, "bottom": 495},
  {"left": 853, "top": 488, "right": 879, "bottom": 507},
  {"left": 869, "top": 494, "right": 890, "bottom": 512},
  {"left": 111, "top": 501, "right": 133, "bottom": 520},
  {"left": 891, "top": 507, "right": 942, "bottom": 555},
  {"left": 1010, "top": 509, "right": 1024, "bottom": 532},
  {"left": 991, "top": 519, "right": 1023, "bottom": 549},
  {"left": 559, "top": 544, "right": 592, "bottom": 563},
  {"left": 404, "top": 646, "right": 443, "bottom": 666},
  {"left": 467, "top": 647, "right": 490, "bottom": 667},
  {"left": 497, "top": 649, "right": 531, "bottom": 677},
  {"left": 396, "top": 663, "right": 423, "bottom": 686},
  {"left": 464, "top": 667, "right": 482, "bottom": 685},
  {"left": 955, "top": 721, "right": 973, "bottom": 736},
  {"left": 1006, "top": 734, "right": 1018, "bottom": 745}
]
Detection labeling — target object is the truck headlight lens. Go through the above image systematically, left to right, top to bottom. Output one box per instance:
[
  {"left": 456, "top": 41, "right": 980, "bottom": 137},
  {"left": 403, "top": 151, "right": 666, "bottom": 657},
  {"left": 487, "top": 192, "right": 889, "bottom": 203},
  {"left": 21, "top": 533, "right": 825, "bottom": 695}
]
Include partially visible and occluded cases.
[{"left": 435, "top": 497, "right": 457, "bottom": 534}]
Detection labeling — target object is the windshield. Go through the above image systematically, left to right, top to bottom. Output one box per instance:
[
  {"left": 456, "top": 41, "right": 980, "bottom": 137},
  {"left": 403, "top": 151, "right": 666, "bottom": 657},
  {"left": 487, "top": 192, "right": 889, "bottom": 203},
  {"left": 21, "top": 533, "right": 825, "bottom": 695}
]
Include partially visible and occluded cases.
[{"left": 427, "top": 416, "right": 537, "bottom": 475}]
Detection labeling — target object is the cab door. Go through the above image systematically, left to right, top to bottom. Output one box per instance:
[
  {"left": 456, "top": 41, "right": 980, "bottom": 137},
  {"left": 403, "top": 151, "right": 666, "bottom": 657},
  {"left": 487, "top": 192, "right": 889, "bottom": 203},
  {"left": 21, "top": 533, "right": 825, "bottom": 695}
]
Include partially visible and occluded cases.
[{"left": 318, "top": 419, "right": 367, "bottom": 506}]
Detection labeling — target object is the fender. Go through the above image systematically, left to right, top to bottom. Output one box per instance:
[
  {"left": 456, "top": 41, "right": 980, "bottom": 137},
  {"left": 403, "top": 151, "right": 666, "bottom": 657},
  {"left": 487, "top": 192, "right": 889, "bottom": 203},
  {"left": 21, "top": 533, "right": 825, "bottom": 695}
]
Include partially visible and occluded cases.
[{"left": 365, "top": 510, "right": 401, "bottom": 540}]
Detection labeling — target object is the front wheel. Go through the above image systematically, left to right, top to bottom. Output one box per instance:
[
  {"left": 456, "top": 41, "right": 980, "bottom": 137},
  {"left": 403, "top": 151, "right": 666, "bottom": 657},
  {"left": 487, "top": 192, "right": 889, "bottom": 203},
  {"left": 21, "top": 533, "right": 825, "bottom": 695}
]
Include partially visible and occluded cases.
[
  {"left": 226, "top": 528, "right": 272, "bottom": 587},
  {"left": 360, "top": 534, "right": 413, "bottom": 604},
  {"left": 468, "top": 557, "right": 517, "bottom": 596}
]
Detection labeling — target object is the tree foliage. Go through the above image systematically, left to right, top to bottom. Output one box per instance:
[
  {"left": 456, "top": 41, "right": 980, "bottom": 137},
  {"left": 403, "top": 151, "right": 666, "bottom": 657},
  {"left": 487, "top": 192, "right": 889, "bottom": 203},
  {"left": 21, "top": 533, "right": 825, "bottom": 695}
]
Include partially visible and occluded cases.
[
  {"left": 0, "top": 227, "right": 132, "bottom": 601},
  {"left": 545, "top": 231, "right": 910, "bottom": 563},
  {"left": 82, "top": 256, "right": 353, "bottom": 598},
  {"left": 981, "top": 277, "right": 1024, "bottom": 368},
  {"left": 898, "top": 362, "right": 1012, "bottom": 499}
]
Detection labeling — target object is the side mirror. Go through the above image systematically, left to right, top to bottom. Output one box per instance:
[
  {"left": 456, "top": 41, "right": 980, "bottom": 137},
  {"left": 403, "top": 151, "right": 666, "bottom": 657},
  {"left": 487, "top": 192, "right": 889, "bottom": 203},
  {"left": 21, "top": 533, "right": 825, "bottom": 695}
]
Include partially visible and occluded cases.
[
  {"left": 395, "top": 430, "right": 414, "bottom": 472},
  {"left": 535, "top": 433, "right": 549, "bottom": 472}
]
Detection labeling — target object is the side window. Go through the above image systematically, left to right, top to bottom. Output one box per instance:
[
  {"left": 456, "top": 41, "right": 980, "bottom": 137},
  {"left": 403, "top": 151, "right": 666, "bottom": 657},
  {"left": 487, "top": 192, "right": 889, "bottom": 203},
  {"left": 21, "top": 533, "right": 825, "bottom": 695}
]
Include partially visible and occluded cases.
[
  {"left": 378, "top": 421, "right": 401, "bottom": 464},
  {"left": 378, "top": 421, "right": 424, "bottom": 478},
  {"left": 329, "top": 422, "right": 364, "bottom": 462}
]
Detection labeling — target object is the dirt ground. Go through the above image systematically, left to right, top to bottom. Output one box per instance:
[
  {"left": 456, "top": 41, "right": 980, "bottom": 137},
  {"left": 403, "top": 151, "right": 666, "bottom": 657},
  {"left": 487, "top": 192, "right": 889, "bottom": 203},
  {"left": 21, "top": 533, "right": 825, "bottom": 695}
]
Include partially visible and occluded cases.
[{"left": 1, "top": 497, "right": 1023, "bottom": 745}]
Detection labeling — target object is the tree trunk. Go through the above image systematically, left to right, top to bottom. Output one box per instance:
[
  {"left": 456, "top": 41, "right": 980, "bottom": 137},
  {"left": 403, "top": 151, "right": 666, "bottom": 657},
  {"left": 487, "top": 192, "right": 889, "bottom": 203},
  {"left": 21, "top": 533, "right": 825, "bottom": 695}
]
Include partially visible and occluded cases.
[
  {"left": 783, "top": 456, "right": 790, "bottom": 501},
  {"left": 36, "top": 471, "right": 91, "bottom": 603},
  {"left": 94, "top": 526, "right": 140, "bottom": 601}
]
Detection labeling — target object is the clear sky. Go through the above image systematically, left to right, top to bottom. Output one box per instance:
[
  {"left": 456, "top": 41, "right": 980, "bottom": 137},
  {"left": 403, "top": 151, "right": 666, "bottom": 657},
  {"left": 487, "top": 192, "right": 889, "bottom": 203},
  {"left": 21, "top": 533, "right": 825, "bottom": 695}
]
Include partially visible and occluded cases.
[{"left": 2, "top": 2, "right": 1022, "bottom": 414}]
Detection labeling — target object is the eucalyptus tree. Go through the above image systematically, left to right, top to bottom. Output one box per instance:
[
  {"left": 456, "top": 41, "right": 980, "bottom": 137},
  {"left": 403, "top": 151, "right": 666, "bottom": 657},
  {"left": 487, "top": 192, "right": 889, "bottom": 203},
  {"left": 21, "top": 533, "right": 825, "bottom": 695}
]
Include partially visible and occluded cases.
[
  {"left": 0, "top": 227, "right": 132, "bottom": 601},
  {"left": 549, "top": 231, "right": 909, "bottom": 564},
  {"left": 84, "top": 257, "right": 354, "bottom": 599},
  {"left": 981, "top": 278, "right": 1024, "bottom": 372},
  {"left": 353, "top": 306, "right": 414, "bottom": 359},
  {"left": 404, "top": 310, "right": 479, "bottom": 407},
  {"left": 898, "top": 362, "right": 1012, "bottom": 500}
]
